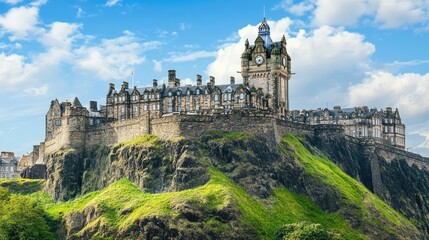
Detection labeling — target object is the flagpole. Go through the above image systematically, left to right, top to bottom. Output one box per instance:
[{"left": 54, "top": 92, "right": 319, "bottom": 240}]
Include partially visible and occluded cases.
[{"left": 131, "top": 65, "right": 134, "bottom": 87}]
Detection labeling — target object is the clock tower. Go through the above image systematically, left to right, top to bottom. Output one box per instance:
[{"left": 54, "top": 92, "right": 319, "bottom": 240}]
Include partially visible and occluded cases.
[{"left": 241, "top": 18, "right": 291, "bottom": 118}]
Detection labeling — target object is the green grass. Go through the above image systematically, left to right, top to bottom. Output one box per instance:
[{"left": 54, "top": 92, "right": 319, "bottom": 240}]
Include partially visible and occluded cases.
[
  {"left": 1, "top": 133, "right": 418, "bottom": 239},
  {"left": 119, "top": 134, "right": 162, "bottom": 149},
  {"left": 280, "top": 134, "right": 415, "bottom": 232},
  {"left": 33, "top": 166, "right": 363, "bottom": 239},
  {"left": 0, "top": 178, "right": 44, "bottom": 194}
]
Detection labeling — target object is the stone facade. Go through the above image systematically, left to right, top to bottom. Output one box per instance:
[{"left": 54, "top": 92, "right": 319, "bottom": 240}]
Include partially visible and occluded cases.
[
  {"left": 288, "top": 106, "right": 406, "bottom": 149},
  {"left": 0, "top": 151, "right": 18, "bottom": 178}
]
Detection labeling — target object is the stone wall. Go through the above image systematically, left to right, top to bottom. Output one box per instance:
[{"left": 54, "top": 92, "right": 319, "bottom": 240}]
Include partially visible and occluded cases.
[
  {"left": 42, "top": 109, "right": 429, "bottom": 170},
  {"left": 346, "top": 136, "right": 429, "bottom": 171}
]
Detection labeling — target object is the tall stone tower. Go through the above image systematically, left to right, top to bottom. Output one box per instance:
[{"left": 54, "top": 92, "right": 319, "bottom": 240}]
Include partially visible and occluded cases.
[{"left": 241, "top": 18, "right": 291, "bottom": 117}]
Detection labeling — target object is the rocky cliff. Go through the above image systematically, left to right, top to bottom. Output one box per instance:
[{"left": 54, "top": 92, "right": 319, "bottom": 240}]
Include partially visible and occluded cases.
[{"left": 35, "top": 131, "right": 428, "bottom": 239}]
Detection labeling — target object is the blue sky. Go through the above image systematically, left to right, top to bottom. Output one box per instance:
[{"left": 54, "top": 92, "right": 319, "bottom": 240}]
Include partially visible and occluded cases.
[{"left": 1, "top": 0, "right": 429, "bottom": 156}]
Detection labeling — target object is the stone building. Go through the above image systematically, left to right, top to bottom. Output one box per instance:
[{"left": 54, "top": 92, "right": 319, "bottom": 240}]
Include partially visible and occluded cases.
[
  {"left": 39, "top": 17, "right": 406, "bottom": 160},
  {"left": 103, "top": 18, "right": 292, "bottom": 121},
  {"left": 288, "top": 106, "right": 406, "bottom": 149},
  {"left": 0, "top": 151, "right": 18, "bottom": 178}
]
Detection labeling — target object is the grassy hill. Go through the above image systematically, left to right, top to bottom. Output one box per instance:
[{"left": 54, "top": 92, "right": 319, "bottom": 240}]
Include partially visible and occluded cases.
[{"left": 0, "top": 133, "right": 421, "bottom": 239}]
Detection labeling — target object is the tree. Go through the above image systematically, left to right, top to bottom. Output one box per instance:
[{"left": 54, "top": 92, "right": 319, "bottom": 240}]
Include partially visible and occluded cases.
[
  {"left": 0, "top": 194, "right": 55, "bottom": 240},
  {"left": 273, "top": 221, "right": 341, "bottom": 240}
]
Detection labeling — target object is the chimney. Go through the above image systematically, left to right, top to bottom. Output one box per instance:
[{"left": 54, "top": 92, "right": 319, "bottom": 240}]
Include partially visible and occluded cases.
[
  {"left": 168, "top": 70, "right": 176, "bottom": 88},
  {"left": 196, "top": 75, "right": 202, "bottom": 86},
  {"left": 210, "top": 76, "right": 215, "bottom": 86},
  {"left": 230, "top": 76, "right": 235, "bottom": 85},
  {"left": 153, "top": 79, "right": 158, "bottom": 88},
  {"left": 122, "top": 81, "right": 129, "bottom": 90},
  {"left": 108, "top": 83, "right": 115, "bottom": 96},
  {"left": 90, "top": 101, "right": 98, "bottom": 111},
  {"left": 333, "top": 105, "right": 341, "bottom": 112},
  {"left": 1, "top": 152, "right": 14, "bottom": 158}
]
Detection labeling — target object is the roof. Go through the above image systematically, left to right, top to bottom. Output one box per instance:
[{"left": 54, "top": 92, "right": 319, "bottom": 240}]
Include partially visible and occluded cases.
[{"left": 72, "top": 97, "right": 83, "bottom": 108}]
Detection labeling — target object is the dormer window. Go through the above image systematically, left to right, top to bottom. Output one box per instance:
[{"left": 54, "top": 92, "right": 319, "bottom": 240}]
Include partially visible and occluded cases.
[
  {"left": 196, "top": 89, "right": 200, "bottom": 94},
  {"left": 187, "top": 90, "right": 190, "bottom": 95},
  {"left": 168, "top": 91, "right": 172, "bottom": 96},
  {"left": 177, "top": 91, "right": 181, "bottom": 96}
]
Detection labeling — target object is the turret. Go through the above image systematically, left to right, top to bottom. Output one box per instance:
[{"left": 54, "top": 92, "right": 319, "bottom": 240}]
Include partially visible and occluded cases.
[{"left": 258, "top": 18, "right": 272, "bottom": 53}]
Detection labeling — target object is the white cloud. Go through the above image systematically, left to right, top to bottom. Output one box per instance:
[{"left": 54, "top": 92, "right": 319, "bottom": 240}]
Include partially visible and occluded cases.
[
  {"left": 0, "top": 0, "right": 23, "bottom": 4},
  {"left": 30, "top": 0, "right": 47, "bottom": 7},
  {"left": 105, "top": 0, "right": 120, "bottom": 7},
  {"left": 273, "top": 0, "right": 314, "bottom": 16},
  {"left": 275, "top": 0, "right": 429, "bottom": 29},
  {"left": 312, "top": 0, "right": 371, "bottom": 27},
  {"left": 375, "top": 0, "right": 427, "bottom": 28},
  {"left": 289, "top": 2, "right": 315, "bottom": 16},
  {"left": 0, "top": 6, "right": 40, "bottom": 40},
  {"left": 76, "top": 7, "right": 84, "bottom": 18},
  {"left": 207, "top": 17, "right": 374, "bottom": 105},
  {"left": 38, "top": 22, "right": 82, "bottom": 49},
  {"left": 179, "top": 22, "right": 191, "bottom": 31},
  {"left": 74, "top": 33, "right": 146, "bottom": 81},
  {"left": 141, "top": 40, "right": 162, "bottom": 51},
  {"left": 165, "top": 51, "right": 217, "bottom": 63},
  {"left": 0, "top": 53, "right": 38, "bottom": 91},
  {"left": 153, "top": 60, "right": 162, "bottom": 72},
  {"left": 348, "top": 71, "right": 429, "bottom": 119},
  {"left": 23, "top": 84, "right": 48, "bottom": 96}
]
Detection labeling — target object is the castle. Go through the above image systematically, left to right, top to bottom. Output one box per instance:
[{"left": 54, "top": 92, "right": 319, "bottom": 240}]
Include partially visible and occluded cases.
[{"left": 28, "top": 18, "right": 407, "bottom": 166}]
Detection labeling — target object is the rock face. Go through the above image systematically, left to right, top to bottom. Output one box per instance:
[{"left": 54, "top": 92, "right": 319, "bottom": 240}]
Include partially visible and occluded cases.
[
  {"left": 44, "top": 132, "right": 428, "bottom": 239},
  {"left": 312, "top": 133, "right": 429, "bottom": 238},
  {"left": 44, "top": 135, "right": 210, "bottom": 201}
]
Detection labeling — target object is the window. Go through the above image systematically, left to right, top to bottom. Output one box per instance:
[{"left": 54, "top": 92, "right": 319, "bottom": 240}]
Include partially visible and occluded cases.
[
  {"left": 196, "top": 89, "right": 200, "bottom": 94},
  {"left": 168, "top": 91, "right": 172, "bottom": 96},
  {"left": 240, "top": 93, "right": 244, "bottom": 100},
  {"left": 214, "top": 94, "right": 219, "bottom": 101},
  {"left": 144, "top": 95, "right": 148, "bottom": 100},
  {"left": 168, "top": 97, "right": 172, "bottom": 103},
  {"left": 152, "top": 104, "right": 156, "bottom": 110},
  {"left": 157, "top": 104, "right": 160, "bottom": 110},
  {"left": 143, "top": 105, "right": 148, "bottom": 111},
  {"left": 134, "top": 106, "right": 139, "bottom": 112},
  {"left": 168, "top": 106, "right": 173, "bottom": 113},
  {"left": 121, "top": 107, "right": 125, "bottom": 113},
  {"left": 55, "top": 119, "right": 61, "bottom": 126},
  {"left": 89, "top": 119, "right": 94, "bottom": 125}
]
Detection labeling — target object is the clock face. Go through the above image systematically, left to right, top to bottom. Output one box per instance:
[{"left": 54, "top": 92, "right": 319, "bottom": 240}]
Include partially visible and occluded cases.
[
  {"left": 255, "top": 55, "right": 264, "bottom": 65},
  {"left": 282, "top": 57, "right": 286, "bottom": 66}
]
